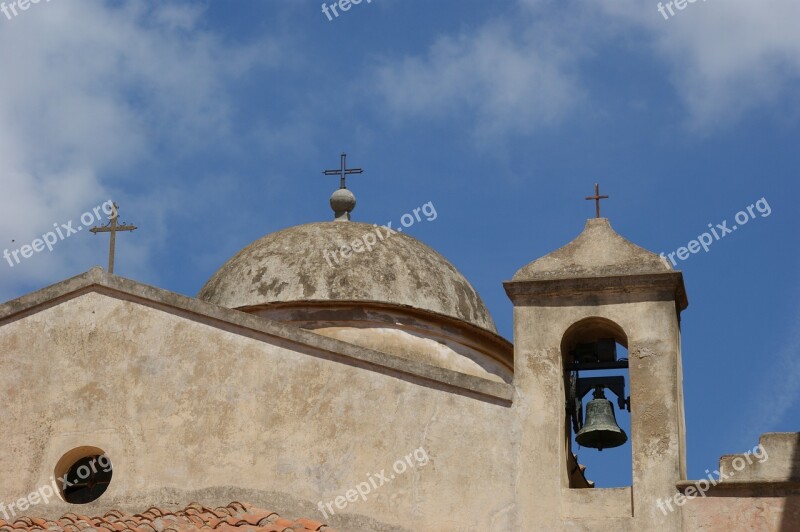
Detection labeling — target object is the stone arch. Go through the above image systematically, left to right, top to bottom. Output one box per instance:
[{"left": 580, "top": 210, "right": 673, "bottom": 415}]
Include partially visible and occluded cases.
[{"left": 561, "top": 316, "right": 628, "bottom": 365}]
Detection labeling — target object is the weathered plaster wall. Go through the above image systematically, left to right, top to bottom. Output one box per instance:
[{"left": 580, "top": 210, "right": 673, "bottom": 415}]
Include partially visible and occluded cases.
[
  {"left": 0, "top": 292, "right": 514, "bottom": 531},
  {"left": 510, "top": 294, "right": 685, "bottom": 532},
  {"left": 250, "top": 303, "right": 513, "bottom": 384},
  {"left": 681, "top": 433, "right": 800, "bottom": 531},
  {"left": 683, "top": 492, "right": 800, "bottom": 531}
]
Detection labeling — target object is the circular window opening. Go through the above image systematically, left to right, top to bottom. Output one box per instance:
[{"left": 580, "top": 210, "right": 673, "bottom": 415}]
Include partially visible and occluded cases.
[{"left": 55, "top": 448, "right": 113, "bottom": 504}]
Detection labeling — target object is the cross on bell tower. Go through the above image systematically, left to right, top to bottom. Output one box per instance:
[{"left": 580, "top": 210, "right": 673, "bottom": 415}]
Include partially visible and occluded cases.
[{"left": 585, "top": 183, "right": 609, "bottom": 218}]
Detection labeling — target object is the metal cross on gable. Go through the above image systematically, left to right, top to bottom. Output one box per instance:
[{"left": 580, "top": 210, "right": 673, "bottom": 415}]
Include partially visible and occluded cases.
[
  {"left": 323, "top": 152, "right": 363, "bottom": 189},
  {"left": 585, "top": 183, "right": 609, "bottom": 218},
  {"left": 89, "top": 202, "right": 137, "bottom": 274}
]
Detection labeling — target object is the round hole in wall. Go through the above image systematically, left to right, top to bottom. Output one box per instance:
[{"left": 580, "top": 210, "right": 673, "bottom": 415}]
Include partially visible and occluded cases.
[{"left": 54, "top": 447, "right": 113, "bottom": 504}]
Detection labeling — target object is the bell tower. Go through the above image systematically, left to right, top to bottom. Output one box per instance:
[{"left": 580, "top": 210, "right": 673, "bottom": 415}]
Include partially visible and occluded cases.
[{"left": 504, "top": 211, "right": 688, "bottom": 530}]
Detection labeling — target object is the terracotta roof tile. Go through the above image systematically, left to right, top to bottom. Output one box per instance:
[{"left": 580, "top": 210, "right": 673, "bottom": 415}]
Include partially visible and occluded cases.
[{"left": 0, "top": 502, "right": 336, "bottom": 532}]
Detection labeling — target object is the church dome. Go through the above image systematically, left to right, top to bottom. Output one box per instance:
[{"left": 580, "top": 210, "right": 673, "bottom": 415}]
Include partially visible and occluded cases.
[{"left": 198, "top": 221, "right": 497, "bottom": 332}]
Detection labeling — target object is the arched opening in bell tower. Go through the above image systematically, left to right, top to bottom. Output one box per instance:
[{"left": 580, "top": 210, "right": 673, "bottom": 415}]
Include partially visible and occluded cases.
[{"left": 562, "top": 317, "right": 632, "bottom": 488}]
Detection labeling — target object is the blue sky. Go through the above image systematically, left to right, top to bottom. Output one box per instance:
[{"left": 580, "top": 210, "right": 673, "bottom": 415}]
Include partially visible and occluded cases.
[{"left": 1, "top": 0, "right": 798, "bottom": 488}]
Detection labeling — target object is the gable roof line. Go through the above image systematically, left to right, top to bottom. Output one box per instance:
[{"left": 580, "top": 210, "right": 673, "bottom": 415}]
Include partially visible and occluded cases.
[{"left": 0, "top": 268, "right": 513, "bottom": 405}]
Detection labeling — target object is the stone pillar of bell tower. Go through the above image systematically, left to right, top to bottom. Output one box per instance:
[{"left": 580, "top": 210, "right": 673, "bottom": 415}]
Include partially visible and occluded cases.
[{"left": 504, "top": 217, "right": 689, "bottom": 531}]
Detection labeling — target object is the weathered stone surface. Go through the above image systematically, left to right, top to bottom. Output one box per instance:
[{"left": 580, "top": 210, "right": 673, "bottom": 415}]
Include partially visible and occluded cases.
[
  {"left": 513, "top": 218, "right": 672, "bottom": 281},
  {"left": 198, "top": 222, "right": 497, "bottom": 332},
  {"left": 0, "top": 268, "right": 512, "bottom": 405},
  {"left": 0, "top": 287, "right": 514, "bottom": 531},
  {"left": 253, "top": 302, "right": 513, "bottom": 384},
  {"left": 683, "top": 494, "right": 800, "bottom": 532}
]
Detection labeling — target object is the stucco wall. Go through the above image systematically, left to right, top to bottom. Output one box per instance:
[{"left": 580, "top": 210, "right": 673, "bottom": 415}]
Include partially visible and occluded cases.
[
  {"left": 0, "top": 291, "right": 514, "bottom": 531},
  {"left": 509, "top": 291, "right": 685, "bottom": 531},
  {"left": 680, "top": 433, "right": 800, "bottom": 531},
  {"left": 682, "top": 494, "right": 800, "bottom": 531}
]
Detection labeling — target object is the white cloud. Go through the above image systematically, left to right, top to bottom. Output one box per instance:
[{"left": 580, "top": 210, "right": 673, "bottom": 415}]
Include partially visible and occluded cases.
[
  {"left": 371, "top": 0, "right": 800, "bottom": 137},
  {"left": 594, "top": 0, "right": 800, "bottom": 129},
  {"left": 0, "top": 1, "right": 272, "bottom": 292},
  {"left": 371, "top": 20, "right": 584, "bottom": 142}
]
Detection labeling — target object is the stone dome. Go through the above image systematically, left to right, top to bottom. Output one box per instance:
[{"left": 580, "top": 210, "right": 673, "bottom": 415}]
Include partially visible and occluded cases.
[{"left": 198, "top": 221, "right": 497, "bottom": 332}]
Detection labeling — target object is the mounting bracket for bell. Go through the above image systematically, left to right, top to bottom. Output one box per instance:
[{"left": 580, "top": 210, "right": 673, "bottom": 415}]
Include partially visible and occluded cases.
[{"left": 567, "top": 375, "right": 630, "bottom": 432}]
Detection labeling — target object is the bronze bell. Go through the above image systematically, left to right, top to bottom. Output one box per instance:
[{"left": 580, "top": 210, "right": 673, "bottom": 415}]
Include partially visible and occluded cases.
[{"left": 576, "top": 386, "right": 628, "bottom": 451}]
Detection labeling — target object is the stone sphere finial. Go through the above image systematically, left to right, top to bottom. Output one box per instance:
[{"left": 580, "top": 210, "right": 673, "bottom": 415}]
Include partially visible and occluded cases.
[{"left": 330, "top": 188, "right": 356, "bottom": 221}]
